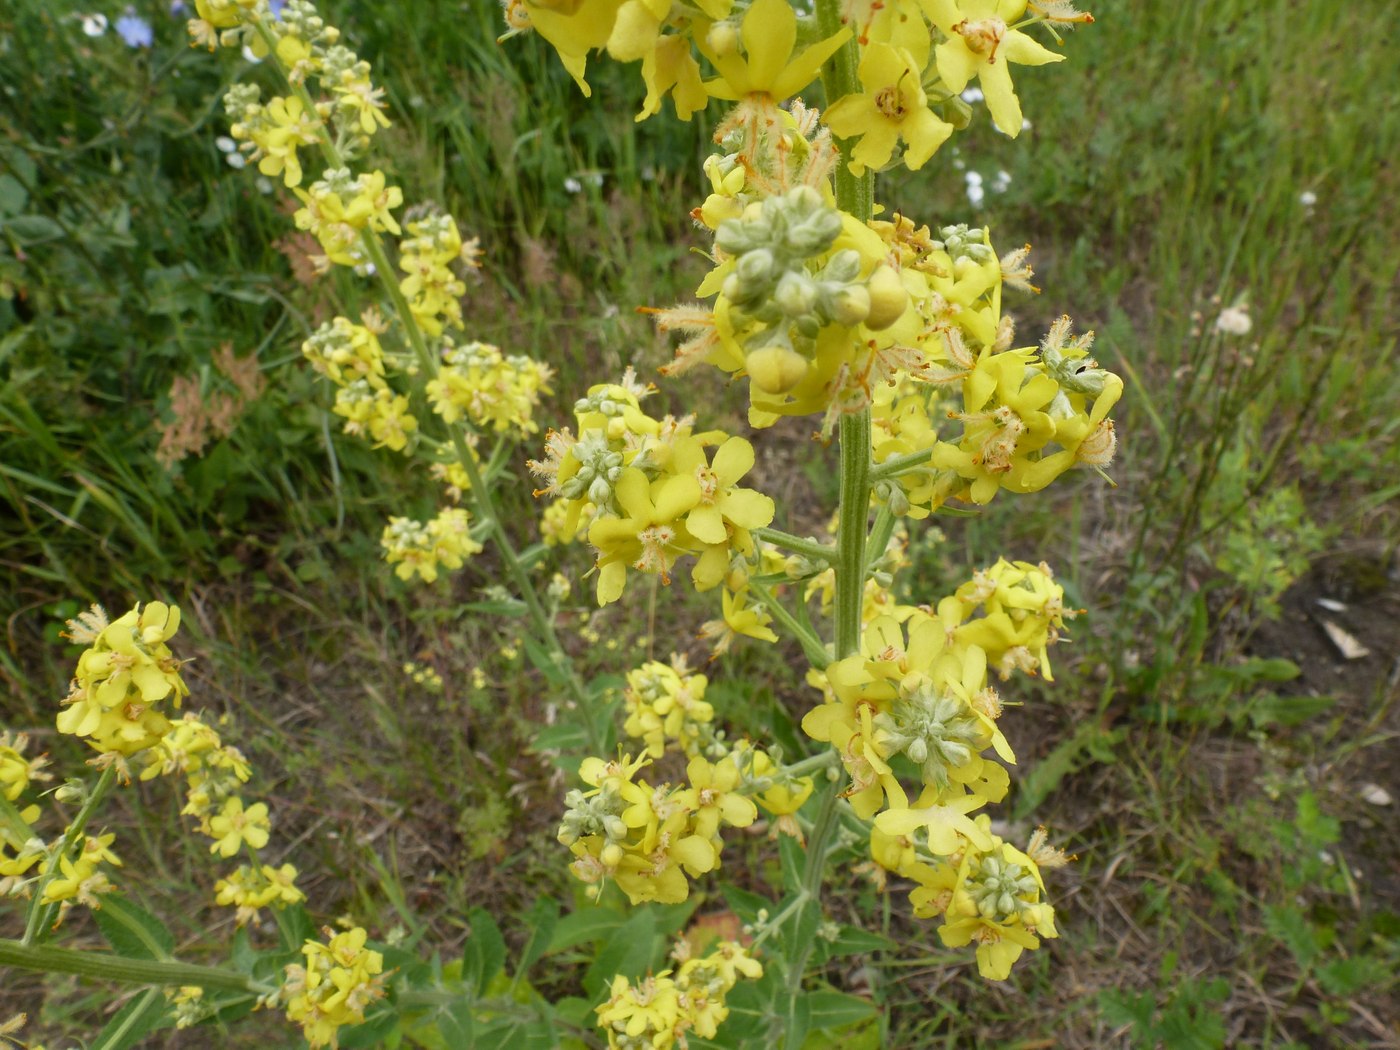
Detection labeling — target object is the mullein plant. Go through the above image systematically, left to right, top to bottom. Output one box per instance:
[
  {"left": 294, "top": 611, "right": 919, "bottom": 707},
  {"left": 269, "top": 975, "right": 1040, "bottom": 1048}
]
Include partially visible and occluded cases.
[
  {"left": 0, "top": 0, "right": 1117, "bottom": 1045},
  {"left": 530, "top": 0, "right": 1115, "bottom": 998}
]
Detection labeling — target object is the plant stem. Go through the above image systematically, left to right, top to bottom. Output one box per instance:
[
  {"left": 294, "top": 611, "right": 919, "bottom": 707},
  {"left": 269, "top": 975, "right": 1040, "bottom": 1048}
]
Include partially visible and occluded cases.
[
  {"left": 783, "top": 0, "right": 876, "bottom": 1022},
  {"left": 256, "top": 23, "right": 601, "bottom": 750},
  {"left": 867, "top": 448, "right": 931, "bottom": 482},
  {"left": 752, "top": 527, "right": 837, "bottom": 564},
  {"left": 747, "top": 579, "right": 829, "bottom": 668},
  {"left": 781, "top": 750, "right": 841, "bottom": 781},
  {"left": 23, "top": 763, "right": 117, "bottom": 946},
  {"left": 0, "top": 938, "right": 272, "bottom": 994}
]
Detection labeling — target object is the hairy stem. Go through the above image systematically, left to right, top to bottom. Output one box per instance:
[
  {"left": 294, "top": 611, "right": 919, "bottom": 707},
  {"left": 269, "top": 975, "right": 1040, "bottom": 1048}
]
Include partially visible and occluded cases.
[
  {"left": 781, "top": 0, "right": 876, "bottom": 1025},
  {"left": 23, "top": 763, "right": 117, "bottom": 946},
  {"left": 0, "top": 938, "right": 272, "bottom": 994}
]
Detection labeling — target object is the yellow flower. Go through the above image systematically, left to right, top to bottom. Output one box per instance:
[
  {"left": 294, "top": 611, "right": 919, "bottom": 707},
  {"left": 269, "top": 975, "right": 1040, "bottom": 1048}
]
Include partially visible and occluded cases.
[
  {"left": 524, "top": 0, "right": 624, "bottom": 96},
  {"left": 699, "top": 0, "right": 851, "bottom": 102},
  {"left": 920, "top": 0, "right": 1065, "bottom": 136},
  {"left": 638, "top": 33, "right": 709, "bottom": 120},
  {"left": 823, "top": 43, "right": 954, "bottom": 175},
  {"left": 256, "top": 96, "right": 321, "bottom": 188},
  {"left": 587, "top": 468, "right": 702, "bottom": 603},
  {"left": 698, "top": 585, "right": 779, "bottom": 655},
  {"left": 677, "top": 754, "right": 757, "bottom": 840},
  {"left": 874, "top": 782, "right": 992, "bottom": 857},
  {"left": 207, "top": 797, "right": 271, "bottom": 858}
]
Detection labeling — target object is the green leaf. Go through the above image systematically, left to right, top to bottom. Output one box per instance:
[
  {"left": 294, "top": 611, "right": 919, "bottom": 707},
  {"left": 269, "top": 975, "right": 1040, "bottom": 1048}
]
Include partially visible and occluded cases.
[
  {"left": 0, "top": 175, "right": 27, "bottom": 216},
  {"left": 1, "top": 214, "right": 64, "bottom": 243},
  {"left": 523, "top": 636, "right": 569, "bottom": 686},
  {"left": 1223, "top": 657, "right": 1300, "bottom": 683},
  {"left": 1246, "top": 692, "right": 1336, "bottom": 729},
  {"left": 1014, "top": 720, "right": 1122, "bottom": 820},
  {"left": 1295, "top": 792, "right": 1340, "bottom": 847},
  {"left": 779, "top": 833, "right": 805, "bottom": 895},
  {"left": 719, "top": 885, "right": 773, "bottom": 925},
  {"left": 517, "top": 896, "right": 560, "bottom": 976},
  {"left": 94, "top": 897, "right": 175, "bottom": 961},
  {"left": 278, "top": 904, "right": 315, "bottom": 953},
  {"left": 547, "top": 905, "right": 625, "bottom": 954},
  {"left": 1265, "top": 905, "right": 1319, "bottom": 971},
  {"left": 463, "top": 907, "right": 507, "bottom": 996},
  {"left": 584, "top": 908, "right": 658, "bottom": 998},
  {"left": 821, "top": 924, "right": 896, "bottom": 960},
  {"left": 1317, "top": 955, "right": 1386, "bottom": 997},
  {"left": 90, "top": 988, "right": 168, "bottom": 1050},
  {"left": 784, "top": 989, "right": 812, "bottom": 1050},
  {"left": 804, "top": 989, "right": 879, "bottom": 1030},
  {"left": 1098, "top": 989, "right": 1156, "bottom": 1030},
  {"left": 435, "top": 998, "right": 476, "bottom": 1046},
  {"left": 338, "top": 1009, "right": 401, "bottom": 1048}
]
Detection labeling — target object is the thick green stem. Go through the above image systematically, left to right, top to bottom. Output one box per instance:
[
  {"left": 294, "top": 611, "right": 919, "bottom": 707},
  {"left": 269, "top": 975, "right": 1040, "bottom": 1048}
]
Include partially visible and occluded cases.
[
  {"left": 783, "top": 0, "right": 876, "bottom": 1022},
  {"left": 256, "top": 23, "right": 599, "bottom": 748},
  {"left": 23, "top": 763, "right": 117, "bottom": 946},
  {"left": 0, "top": 938, "right": 271, "bottom": 994}
]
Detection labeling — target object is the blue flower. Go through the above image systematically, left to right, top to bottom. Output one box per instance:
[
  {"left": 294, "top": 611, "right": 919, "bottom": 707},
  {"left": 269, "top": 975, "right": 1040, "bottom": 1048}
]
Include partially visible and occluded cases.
[{"left": 116, "top": 9, "right": 154, "bottom": 47}]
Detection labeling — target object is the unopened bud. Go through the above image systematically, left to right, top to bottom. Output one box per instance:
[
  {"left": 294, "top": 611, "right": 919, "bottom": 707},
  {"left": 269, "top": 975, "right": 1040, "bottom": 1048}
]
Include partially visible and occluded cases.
[
  {"left": 706, "top": 21, "right": 739, "bottom": 56},
  {"left": 736, "top": 248, "right": 776, "bottom": 285},
  {"left": 864, "top": 266, "right": 909, "bottom": 330},
  {"left": 774, "top": 271, "right": 818, "bottom": 317},
  {"left": 828, "top": 284, "right": 871, "bottom": 326},
  {"left": 746, "top": 345, "right": 810, "bottom": 395},
  {"left": 1076, "top": 420, "right": 1117, "bottom": 466}
]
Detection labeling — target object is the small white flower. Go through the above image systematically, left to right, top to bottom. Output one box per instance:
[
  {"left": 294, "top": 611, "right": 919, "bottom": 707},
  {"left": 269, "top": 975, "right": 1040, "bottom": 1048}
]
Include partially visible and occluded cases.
[
  {"left": 80, "top": 13, "right": 109, "bottom": 36},
  {"left": 961, "top": 86, "right": 984, "bottom": 104},
  {"left": 215, "top": 136, "right": 238, "bottom": 154},
  {"left": 225, "top": 152, "right": 247, "bottom": 170},
  {"left": 992, "top": 169, "right": 1012, "bottom": 193},
  {"left": 965, "top": 171, "right": 985, "bottom": 207},
  {"left": 255, "top": 176, "right": 275, "bottom": 194},
  {"left": 563, "top": 177, "right": 582, "bottom": 194},
  {"left": 1299, "top": 190, "right": 1317, "bottom": 208},
  {"left": 1214, "top": 302, "right": 1252, "bottom": 336},
  {"left": 1360, "top": 782, "right": 1393, "bottom": 806}
]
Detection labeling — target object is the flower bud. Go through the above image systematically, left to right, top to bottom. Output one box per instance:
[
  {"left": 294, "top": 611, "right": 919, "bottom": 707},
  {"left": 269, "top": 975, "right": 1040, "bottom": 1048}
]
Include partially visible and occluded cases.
[
  {"left": 707, "top": 21, "right": 740, "bottom": 56},
  {"left": 736, "top": 248, "right": 775, "bottom": 285},
  {"left": 822, "top": 249, "right": 862, "bottom": 284},
  {"left": 864, "top": 266, "right": 908, "bottom": 330},
  {"left": 774, "top": 271, "right": 818, "bottom": 318},
  {"left": 828, "top": 284, "right": 871, "bottom": 326},
  {"left": 745, "top": 345, "right": 810, "bottom": 395},
  {"left": 1076, "top": 420, "right": 1117, "bottom": 466},
  {"left": 588, "top": 476, "right": 613, "bottom": 506},
  {"left": 600, "top": 842, "right": 624, "bottom": 869}
]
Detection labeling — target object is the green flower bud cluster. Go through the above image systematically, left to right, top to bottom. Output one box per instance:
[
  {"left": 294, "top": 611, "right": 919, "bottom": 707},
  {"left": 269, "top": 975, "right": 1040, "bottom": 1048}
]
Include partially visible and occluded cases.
[
  {"left": 222, "top": 83, "right": 263, "bottom": 125},
  {"left": 716, "top": 187, "right": 872, "bottom": 342},
  {"left": 932, "top": 224, "right": 997, "bottom": 264},
  {"left": 557, "top": 432, "right": 624, "bottom": 508},
  {"left": 875, "top": 686, "right": 983, "bottom": 790},
  {"left": 557, "top": 785, "right": 628, "bottom": 847},
  {"left": 968, "top": 852, "right": 1040, "bottom": 923}
]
